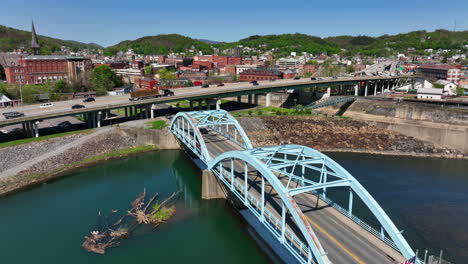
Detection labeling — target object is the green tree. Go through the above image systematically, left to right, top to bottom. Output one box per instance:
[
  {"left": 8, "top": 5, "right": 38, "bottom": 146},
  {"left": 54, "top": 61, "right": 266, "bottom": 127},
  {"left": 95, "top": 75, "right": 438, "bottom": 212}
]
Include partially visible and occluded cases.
[
  {"left": 306, "top": 60, "right": 318, "bottom": 65},
  {"left": 345, "top": 64, "right": 355, "bottom": 73},
  {"left": 91, "top": 65, "right": 122, "bottom": 95},
  {"left": 144, "top": 65, "right": 153, "bottom": 75},
  {"left": 158, "top": 68, "right": 177, "bottom": 85},
  {"left": 184, "top": 80, "right": 194, "bottom": 87},
  {"left": 456, "top": 87, "right": 465, "bottom": 97}
]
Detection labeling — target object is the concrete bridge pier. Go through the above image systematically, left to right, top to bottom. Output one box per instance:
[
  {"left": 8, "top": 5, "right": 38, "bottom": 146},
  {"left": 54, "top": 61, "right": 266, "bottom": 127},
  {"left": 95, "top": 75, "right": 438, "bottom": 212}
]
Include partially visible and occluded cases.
[
  {"left": 364, "top": 82, "right": 369, "bottom": 96},
  {"left": 374, "top": 82, "right": 377, "bottom": 96},
  {"left": 354, "top": 84, "right": 359, "bottom": 96},
  {"left": 265, "top": 93, "right": 271, "bottom": 107},
  {"left": 248, "top": 94, "right": 253, "bottom": 105},
  {"left": 254, "top": 94, "right": 259, "bottom": 105},
  {"left": 237, "top": 96, "right": 242, "bottom": 103},
  {"left": 216, "top": 99, "right": 221, "bottom": 110},
  {"left": 189, "top": 100, "right": 194, "bottom": 111},
  {"left": 198, "top": 100, "right": 203, "bottom": 111},
  {"left": 150, "top": 104, "right": 155, "bottom": 119},
  {"left": 97, "top": 111, "right": 102, "bottom": 128},
  {"left": 202, "top": 169, "right": 227, "bottom": 200}
]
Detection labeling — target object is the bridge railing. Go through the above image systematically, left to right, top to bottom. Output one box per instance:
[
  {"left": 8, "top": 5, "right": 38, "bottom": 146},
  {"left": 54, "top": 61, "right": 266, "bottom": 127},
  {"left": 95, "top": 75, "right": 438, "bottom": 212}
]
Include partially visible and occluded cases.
[
  {"left": 212, "top": 163, "right": 313, "bottom": 264},
  {"left": 310, "top": 190, "right": 400, "bottom": 252}
]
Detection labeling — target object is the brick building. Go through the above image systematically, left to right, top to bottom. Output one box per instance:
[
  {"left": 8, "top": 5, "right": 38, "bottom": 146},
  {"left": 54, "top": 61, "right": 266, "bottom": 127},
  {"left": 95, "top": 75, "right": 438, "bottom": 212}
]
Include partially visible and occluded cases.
[
  {"left": 4, "top": 23, "right": 92, "bottom": 85},
  {"left": 5, "top": 55, "right": 92, "bottom": 84},
  {"left": 212, "top": 55, "right": 242, "bottom": 67},
  {"left": 192, "top": 60, "right": 213, "bottom": 70},
  {"left": 417, "top": 65, "right": 462, "bottom": 84},
  {"left": 239, "top": 69, "right": 283, "bottom": 81},
  {"left": 134, "top": 77, "right": 158, "bottom": 89}
]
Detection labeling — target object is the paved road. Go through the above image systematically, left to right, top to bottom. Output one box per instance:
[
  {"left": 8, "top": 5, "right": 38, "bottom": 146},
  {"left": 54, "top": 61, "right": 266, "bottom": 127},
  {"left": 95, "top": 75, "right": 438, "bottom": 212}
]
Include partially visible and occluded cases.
[
  {"left": 0, "top": 76, "right": 402, "bottom": 126},
  {"left": 202, "top": 130, "right": 400, "bottom": 264}
]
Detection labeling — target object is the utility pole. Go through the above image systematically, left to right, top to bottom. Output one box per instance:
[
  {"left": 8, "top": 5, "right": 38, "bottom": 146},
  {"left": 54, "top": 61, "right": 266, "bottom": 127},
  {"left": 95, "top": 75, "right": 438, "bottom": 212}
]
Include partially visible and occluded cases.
[{"left": 19, "top": 80, "right": 23, "bottom": 105}]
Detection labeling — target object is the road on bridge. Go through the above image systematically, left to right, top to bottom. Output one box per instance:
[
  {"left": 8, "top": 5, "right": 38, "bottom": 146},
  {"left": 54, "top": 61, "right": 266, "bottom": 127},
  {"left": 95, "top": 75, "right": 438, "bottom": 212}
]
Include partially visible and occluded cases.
[
  {"left": 0, "top": 76, "right": 403, "bottom": 127},
  {"left": 202, "top": 129, "right": 400, "bottom": 264}
]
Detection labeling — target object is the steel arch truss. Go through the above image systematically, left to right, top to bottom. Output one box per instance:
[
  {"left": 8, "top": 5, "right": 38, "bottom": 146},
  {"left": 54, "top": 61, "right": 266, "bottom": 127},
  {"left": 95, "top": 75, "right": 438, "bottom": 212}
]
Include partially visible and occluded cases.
[
  {"left": 170, "top": 110, "right": 253, "bottom": 162},
  {"left": 188, "top": 110, "right": 253, "bottom": 150},
  {"left": 170, "top": 112, "right": 212, "bottom": 162},
  {"left": 208, "top": 145, "right": 416, "bottom": 264}
]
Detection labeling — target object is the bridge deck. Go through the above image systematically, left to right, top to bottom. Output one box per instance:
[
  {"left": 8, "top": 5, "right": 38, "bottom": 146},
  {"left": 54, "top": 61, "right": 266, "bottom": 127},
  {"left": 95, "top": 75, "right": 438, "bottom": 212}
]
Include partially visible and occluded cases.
[
  {"left": 0, "top": 76, "right": 404, "bottom": 127},
  {"left": 203, "top": 130, "right": 401, "bottom": 264}
]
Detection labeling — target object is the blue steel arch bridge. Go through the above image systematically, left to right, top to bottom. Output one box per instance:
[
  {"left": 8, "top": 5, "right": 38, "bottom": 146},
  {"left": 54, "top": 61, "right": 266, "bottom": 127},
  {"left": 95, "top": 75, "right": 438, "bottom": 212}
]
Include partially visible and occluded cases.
[{"left": 169, "top": 109, "right": 419, "bottom": 264}]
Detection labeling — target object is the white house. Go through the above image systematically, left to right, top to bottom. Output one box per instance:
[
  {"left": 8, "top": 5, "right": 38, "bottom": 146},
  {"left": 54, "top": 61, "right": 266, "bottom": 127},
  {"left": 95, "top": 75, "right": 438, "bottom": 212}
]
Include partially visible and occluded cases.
[
  {"left": 435, "top": 80, "right": 457, "bottom": 96},
  {"left": 417, "top": 88, "right": 443, "bottom": 100},
  {"left": 0, "top": 93, "right": 12, "bottom": 107}
]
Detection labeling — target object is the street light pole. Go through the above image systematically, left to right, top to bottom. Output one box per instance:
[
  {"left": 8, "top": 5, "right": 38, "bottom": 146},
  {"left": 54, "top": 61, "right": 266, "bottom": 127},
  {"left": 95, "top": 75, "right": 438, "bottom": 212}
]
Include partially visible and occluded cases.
[{"left": 19, "top": 80, "right": 23, "bottom": 105}]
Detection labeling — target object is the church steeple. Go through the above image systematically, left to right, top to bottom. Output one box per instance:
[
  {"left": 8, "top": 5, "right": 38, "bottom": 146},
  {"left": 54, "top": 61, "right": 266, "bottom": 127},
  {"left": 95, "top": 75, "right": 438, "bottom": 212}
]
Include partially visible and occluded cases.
[{"left": 31, "top": 21, "right": 40, "bottom": 55}]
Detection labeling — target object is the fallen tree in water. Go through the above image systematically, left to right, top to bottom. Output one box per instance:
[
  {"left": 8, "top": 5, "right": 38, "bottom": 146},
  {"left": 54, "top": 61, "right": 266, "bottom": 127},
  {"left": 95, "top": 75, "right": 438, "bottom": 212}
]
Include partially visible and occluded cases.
[{"left": 82, "top": 189, "right": 180, "bottom": 254}]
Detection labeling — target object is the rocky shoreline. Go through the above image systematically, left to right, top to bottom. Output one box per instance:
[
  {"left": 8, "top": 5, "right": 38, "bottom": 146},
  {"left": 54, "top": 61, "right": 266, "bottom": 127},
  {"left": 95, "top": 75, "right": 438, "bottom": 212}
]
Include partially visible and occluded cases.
[
  {"left": 237, "top": 116, "right": 466, "bottom": 159},
  {"left": 0, "top": 119, "right": 180, "bottom": 197}
]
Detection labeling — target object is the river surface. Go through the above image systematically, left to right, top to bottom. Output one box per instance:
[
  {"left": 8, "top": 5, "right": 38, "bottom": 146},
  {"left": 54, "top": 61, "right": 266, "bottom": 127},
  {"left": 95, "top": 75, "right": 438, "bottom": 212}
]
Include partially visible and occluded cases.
[{"left": 0, "top": 150, "right": 467, "bottom": 263}]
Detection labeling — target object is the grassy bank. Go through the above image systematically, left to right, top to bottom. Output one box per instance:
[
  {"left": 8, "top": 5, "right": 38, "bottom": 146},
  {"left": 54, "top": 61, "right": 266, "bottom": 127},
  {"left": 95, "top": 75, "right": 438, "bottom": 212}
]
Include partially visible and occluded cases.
[
  {"left": 232, "top": 106, "right": 316, "bottom": 117},
  {"left": 148, "top": 120, "right": 167, "bottom": 129},
  {"left": 0, "top": 129, "right": 92, "bottom": 149}
]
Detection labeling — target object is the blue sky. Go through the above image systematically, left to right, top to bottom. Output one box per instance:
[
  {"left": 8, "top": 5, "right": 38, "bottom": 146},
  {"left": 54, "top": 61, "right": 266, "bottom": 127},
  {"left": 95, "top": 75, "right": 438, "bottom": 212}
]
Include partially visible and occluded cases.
[{"left": 0, "top": 0, "right": 467, "bottom": 47}]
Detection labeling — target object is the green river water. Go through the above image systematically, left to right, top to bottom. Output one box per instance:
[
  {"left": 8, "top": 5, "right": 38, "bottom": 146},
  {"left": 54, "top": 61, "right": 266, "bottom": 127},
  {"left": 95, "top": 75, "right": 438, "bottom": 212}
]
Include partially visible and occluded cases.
[{"left": 1, "top": 150, "right": 467, "bottom": 263}]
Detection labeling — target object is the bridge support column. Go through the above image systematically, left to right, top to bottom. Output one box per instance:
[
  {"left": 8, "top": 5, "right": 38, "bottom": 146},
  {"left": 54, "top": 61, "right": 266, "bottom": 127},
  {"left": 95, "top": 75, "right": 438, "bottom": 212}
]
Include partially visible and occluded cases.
[
  {"left": 374, "top": 82, "right": 377, "bottom": 96},
  {"left": 364, "top": 83, "right": 369, "bottom": 96},
  {"left": 354, "top": 84, "right": 359, "bottom": 96},
  {"left": 265, "top": 93, "right": 271, "bottom": 107},
  {"left": 248, "top": 94, "right": 253, "bottom": 105},
  {"left": 254, "top": 94, "right": 259, "bottom": 105},
  {"left": 237, "top": 96, "right": 242, "bottom": 103},
  {"left": 216, "top": 99, "right": 221, "bottom": 110},
  {"left": 189, "top": 100, "right": 194, "bottom": 111},
  {"left": 198, "top": 100, "right": 203, "bottom": 111},
  {"left": 151, "top": 104, "right": 155, "bottom": 119},
  {"left": 97, "top": 111, "right": 101, "bottom": 128},
  {"left": 201, "top": 170, "right": 227, "bottom": 200}
]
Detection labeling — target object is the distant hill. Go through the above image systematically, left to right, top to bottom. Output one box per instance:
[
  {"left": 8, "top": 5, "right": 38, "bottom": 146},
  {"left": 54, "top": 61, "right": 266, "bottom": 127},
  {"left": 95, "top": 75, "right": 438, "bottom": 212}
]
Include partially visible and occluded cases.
[
  {"left": 0, "top": 25, "right": 102, "bottom": 54},
  {"left": 217, "top": 30, "right": 468, "bottom": 57},
  {"left": 104, "top": 34, "right": 213, "bottom": 56},
  {"left": 197, "top": 39, "right": 223, "bottom": 44}
]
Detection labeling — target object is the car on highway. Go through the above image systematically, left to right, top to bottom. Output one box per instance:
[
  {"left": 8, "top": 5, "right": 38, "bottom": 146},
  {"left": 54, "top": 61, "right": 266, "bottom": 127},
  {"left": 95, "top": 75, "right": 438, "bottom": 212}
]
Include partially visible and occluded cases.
[
  {"left": 293, "top": 76, "right": 300, "bottom": 80},
  {"left": 332, "top": 76, "right": 338, "bottom": 79},
  {"left": 311, "top": 77, "right": 317, "bottom": 81},
  {"left": 317, "top": 77, "right": 323, "bottom": 81},
  {"left": 269, "top": 79, "right": 276, "bottom": 82},
  {"left": 251, "top": 81, "right": 259, "bottom": 86},
  {"left": 217, "top": 83, "right": 224, "bottom": 86},
  {"left": 202, "top": 84, "right": 210, "bottom": 88},
  {"left": 83, "top": 97, "right": 95, "bottom": 102},
  {"left": 39, "top": 103, "right": 53, "bottom": 108},
  {"left": 72, "top": 104, "right": 85, "bottom": 109},
  {"left": 2, "top": 111, "right": 25, "bottom": 119},
  {"left": 58, "top": 121, "right": 73, "bottom": 130}
]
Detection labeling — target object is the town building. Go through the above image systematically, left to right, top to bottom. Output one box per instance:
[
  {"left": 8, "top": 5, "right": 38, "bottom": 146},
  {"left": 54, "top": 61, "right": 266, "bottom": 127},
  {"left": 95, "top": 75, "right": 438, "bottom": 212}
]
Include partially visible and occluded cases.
[
  {"left": 4, "top": 23, "right": 93, "bottom": 85},
  {"left": 5, "top": 55, "right": 92, "bottom": 84},
  {"left": 212, "top": 55, "right": 242, "bottom": 67},
  {"left": 417, "top": 65, "right": 462, "bottom": 84},
  {"left": 239, "top": 68, "right": 295, "bottom": 81},
  {"left": 134, "top": 77, "right": 158, "bottom": 90},
  {"left": 417, "top": 88, "right": 443, "bottom": 100}
]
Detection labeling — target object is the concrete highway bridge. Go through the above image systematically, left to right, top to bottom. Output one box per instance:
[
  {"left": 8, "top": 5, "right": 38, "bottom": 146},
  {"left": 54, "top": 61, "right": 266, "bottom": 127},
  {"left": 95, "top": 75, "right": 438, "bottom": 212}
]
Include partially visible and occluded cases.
[
  {"left": 0, "top": 76, "right": 408, "bottom": 137},
  {"left": 169, "top": 109, "right": 420, "bottom": 264}
]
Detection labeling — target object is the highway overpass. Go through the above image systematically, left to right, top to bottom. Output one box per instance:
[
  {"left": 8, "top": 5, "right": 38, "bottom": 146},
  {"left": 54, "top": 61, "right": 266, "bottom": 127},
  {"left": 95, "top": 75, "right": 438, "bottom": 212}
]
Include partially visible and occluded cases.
[{"left": 0, "top": 76, "right": 408, "bottom": 137}]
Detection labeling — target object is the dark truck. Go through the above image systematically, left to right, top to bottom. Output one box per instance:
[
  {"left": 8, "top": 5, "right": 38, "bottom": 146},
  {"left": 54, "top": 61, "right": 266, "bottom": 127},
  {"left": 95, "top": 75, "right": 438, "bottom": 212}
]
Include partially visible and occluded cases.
[{"left": 129, "top": 88, "right": 174, "bottom": 101}]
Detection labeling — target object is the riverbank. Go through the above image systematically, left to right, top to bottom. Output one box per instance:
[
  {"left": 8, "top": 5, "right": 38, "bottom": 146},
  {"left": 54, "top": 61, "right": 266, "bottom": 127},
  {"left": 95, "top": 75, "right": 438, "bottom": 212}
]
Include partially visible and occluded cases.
[
  {"left": 237, "top": 116, "right": 466, "bottom": 159},
  {"left": 0, "top": 118, "right": 180, "bottom": 197}
]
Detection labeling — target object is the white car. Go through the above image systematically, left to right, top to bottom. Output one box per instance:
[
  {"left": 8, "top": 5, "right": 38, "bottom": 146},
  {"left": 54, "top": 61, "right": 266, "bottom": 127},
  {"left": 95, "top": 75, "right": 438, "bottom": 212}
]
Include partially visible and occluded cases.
[{"left": 39, "top": 103, "right": 53, "bottom": 108}]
